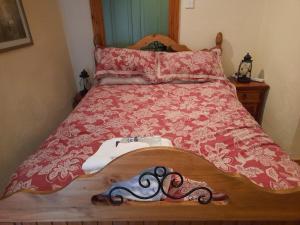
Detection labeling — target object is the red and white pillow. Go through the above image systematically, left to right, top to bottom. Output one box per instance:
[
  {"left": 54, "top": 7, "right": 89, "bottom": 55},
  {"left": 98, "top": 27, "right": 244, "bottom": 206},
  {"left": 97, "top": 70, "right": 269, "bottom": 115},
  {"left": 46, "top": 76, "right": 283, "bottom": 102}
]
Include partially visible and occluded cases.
[
  {"left": 94, "top": 47, "right": 225, "bottom": 84},
  {"left": 94, "top": 47, "right": 156, "bottom": 81},
  {"left": 152, "top": 49, "right": 225, "bottom": 83}
]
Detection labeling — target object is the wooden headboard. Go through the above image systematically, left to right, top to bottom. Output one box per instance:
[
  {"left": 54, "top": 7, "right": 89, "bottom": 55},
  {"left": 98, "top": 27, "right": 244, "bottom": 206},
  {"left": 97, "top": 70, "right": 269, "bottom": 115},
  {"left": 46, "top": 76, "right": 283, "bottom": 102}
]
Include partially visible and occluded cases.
[
  {"left": 95, "top": 32, "right": 223, "bottom": 53},
  {"left": 128, "top": 32, "right": 223, "bottom": 52},
  {"left": 128, "top": 34, "right": 190, "bottom": 52}
]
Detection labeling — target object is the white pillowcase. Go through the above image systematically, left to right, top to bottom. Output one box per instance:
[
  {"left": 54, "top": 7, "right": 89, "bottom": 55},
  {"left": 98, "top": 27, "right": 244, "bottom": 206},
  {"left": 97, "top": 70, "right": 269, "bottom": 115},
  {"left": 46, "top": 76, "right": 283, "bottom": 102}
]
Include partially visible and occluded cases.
[{"left": 100, "top": 76, "right": 150, "bottom": 85}]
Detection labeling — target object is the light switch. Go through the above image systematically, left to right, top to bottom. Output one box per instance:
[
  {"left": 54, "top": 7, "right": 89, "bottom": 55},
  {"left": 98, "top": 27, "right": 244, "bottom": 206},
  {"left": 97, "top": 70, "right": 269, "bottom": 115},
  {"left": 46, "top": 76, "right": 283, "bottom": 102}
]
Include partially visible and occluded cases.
[{"left": 184, "top": 0, "right": 195, "bottom": 9}]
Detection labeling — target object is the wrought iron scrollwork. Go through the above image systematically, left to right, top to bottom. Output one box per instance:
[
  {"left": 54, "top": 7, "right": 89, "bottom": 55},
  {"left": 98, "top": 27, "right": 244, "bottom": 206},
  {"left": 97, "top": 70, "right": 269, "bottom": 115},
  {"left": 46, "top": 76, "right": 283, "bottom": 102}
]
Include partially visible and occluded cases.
[
  {"left": 141, "top": 41, "right": 175, "bottom": 52},
  {"left": 106, "top": 166, "right": 213, "bottom": 205}
]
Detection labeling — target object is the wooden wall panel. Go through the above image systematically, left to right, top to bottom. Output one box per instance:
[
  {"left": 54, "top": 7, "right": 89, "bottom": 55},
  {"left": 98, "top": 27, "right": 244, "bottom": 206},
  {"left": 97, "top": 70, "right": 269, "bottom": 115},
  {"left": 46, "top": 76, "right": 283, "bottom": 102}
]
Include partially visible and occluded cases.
[
  {"left": 90, "top": 0, "right": 106, "bottom": 46},
  {"left": 168, "top": 0, "right": 180, "bottom": 42},
  {"left": 1, "top": 221, "right": 300, "bottom": 225},
  {"left": 68, "top": 222, "right": 82, "bottom": 225},
  {"left": 84, "top": 222, "right": 98, "bottom": 225},
  {"left": 99, "top": 222, "right": 113, "bottom": 225},
  {"left": 112, "top": 222, "right": 128, "bottom": 225},
  {"left": 128, "top": 222, "right": 143, "bottom": 225},
  {"left": 144, "top": 222, "right": 160, "bottom": 225},
  {"left": 158, "top": 222, "right": 175, "bottom": 225},
  {"left": 174, "top": 222, "right": 190, "bottom": 225},
  {"left": 37, "top": 223, "right": 52, "bottom": 225},
  {"left": 52, "top": 223, "right": 68, "bottom": 225},
  {"left": 204, "top": 223, "right": 224, "bottom": 225}
]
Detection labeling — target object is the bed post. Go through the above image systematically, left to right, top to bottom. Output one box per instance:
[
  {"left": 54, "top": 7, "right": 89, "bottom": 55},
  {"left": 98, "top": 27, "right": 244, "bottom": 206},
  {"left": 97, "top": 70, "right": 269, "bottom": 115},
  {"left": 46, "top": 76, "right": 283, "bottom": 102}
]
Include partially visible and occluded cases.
[
  {"left": 90, "top": 0, "right": 105, "bottom": 47},
  {"left": 216, "top": 32, "right": 223, "bottom": 50},
  {"left": 93, "top": 34, "right": 100, "bottom": 47}
]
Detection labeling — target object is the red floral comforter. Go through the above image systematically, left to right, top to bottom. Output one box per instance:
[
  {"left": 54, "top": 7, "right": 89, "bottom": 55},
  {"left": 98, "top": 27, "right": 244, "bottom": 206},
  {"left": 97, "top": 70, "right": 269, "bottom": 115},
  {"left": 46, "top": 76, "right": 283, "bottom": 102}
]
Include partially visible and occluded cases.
[{"left": 4, "top": 80, "right": 300, "bottom": 197}]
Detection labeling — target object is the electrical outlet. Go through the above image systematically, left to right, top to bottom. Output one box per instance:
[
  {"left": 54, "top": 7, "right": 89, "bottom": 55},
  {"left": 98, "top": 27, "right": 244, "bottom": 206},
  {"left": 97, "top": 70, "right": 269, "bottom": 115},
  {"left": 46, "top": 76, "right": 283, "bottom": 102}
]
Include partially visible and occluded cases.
[{"left": 184, "top": 0, "right": 195, "bottom": 9}]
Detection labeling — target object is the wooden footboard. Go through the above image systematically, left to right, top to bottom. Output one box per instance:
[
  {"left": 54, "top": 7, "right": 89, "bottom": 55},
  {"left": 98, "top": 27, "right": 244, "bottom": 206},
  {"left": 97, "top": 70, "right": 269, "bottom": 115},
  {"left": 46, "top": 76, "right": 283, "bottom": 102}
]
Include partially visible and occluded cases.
[{"left": 0, "top": 147, "right": 300, "bottom": 223}]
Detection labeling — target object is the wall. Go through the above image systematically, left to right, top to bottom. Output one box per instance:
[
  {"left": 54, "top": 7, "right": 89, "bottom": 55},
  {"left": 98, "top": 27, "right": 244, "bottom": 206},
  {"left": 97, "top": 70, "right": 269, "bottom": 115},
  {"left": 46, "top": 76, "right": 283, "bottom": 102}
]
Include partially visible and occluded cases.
[
  {"left": 0, "top": 0, "right": 76, "bottom": 192},
  {"left": 58, "top": 0, "right": 95, "bottom": 90},
  {"left": 179, "top": 0, "right": 265, "bottom": 76},
  {"left": 256, "top": 0, "right": 300, "bottom": 154}
]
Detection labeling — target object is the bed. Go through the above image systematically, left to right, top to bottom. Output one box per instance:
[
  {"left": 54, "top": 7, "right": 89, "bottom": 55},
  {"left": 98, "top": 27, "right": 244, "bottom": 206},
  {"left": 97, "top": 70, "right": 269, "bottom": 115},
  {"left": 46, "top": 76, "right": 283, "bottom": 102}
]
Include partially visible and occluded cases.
[{"left": 0, "top": 33, "right": 300, "bottom": 225}]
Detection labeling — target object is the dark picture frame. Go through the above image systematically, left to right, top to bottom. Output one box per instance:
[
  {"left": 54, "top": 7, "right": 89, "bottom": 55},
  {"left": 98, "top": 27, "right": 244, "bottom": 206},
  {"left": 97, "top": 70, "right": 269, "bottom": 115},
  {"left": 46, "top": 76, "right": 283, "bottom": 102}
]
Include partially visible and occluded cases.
[{"left": 0, "top": 0, "right": 33, "bottom": 52}]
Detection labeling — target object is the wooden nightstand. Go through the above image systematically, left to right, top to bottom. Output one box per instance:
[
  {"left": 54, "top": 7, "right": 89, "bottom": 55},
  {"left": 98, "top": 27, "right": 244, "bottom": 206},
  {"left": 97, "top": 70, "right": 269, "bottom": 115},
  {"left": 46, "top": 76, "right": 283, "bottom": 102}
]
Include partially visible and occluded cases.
[
  {"left": 229, "top": 77, "right": 269, "bottom": 124},
  {"left": 73, "top": 90, "right": 88, "bottom": 108},
  {"left": 291, "top": 154, "right": 300, "bottom": 165}
]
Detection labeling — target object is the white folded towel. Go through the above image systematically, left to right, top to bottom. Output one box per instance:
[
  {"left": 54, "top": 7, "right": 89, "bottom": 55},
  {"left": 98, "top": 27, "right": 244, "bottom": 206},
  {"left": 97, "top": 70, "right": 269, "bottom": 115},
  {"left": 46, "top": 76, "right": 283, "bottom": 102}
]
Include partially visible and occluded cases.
[{"left": 82, "top": 137, "right": 172, "bottom": 174}]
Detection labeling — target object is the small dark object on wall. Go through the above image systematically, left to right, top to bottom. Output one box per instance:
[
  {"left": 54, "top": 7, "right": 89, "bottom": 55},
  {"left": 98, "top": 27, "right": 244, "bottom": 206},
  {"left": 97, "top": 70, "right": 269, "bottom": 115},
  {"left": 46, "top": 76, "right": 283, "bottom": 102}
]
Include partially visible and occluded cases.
[
  {"left": 236, "top": 53, "right": 253, "bottom": 83},
  {"left": 79, "top": 69, "right": 91, "bottom": 95}
]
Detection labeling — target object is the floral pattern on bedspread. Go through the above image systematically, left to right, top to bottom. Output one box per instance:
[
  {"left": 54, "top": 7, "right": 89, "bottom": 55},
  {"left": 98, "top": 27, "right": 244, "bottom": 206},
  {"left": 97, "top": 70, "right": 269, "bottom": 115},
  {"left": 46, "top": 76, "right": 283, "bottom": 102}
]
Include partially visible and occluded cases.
[{"left": 3, "top": 80, "right": 300, "bottom": 197}]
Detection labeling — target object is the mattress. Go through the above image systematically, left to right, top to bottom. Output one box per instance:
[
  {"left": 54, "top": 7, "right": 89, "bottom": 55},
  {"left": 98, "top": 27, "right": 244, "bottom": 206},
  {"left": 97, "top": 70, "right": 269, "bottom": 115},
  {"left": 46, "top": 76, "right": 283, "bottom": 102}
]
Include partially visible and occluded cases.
[{"left": 3, "top": 80, "right": 300, "bottom": 197}]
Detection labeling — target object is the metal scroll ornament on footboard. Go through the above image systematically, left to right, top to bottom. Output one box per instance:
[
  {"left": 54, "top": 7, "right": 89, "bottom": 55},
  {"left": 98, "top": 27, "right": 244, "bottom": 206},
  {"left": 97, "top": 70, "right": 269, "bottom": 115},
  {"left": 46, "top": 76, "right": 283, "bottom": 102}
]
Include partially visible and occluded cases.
[{"left": 91, "top": 166, "right": 213, "bottom": 205}]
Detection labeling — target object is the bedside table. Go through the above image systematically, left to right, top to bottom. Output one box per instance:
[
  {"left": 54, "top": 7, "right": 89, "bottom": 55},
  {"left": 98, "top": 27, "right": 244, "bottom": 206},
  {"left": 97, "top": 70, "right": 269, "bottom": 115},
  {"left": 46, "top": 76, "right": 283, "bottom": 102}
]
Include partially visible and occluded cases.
[
  {"left": 229, "top": 78, "right": 269, "bottom": 124},
  {"left": 73, "top": 91, "right": 88, "bottom": 108}
]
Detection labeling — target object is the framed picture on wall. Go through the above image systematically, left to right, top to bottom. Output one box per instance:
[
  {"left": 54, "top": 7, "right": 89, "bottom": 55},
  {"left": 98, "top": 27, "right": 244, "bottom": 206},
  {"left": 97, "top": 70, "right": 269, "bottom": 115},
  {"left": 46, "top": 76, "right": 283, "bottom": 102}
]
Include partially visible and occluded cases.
[{"left": 0, "top": 0, "right": 33, "bottom": 52}]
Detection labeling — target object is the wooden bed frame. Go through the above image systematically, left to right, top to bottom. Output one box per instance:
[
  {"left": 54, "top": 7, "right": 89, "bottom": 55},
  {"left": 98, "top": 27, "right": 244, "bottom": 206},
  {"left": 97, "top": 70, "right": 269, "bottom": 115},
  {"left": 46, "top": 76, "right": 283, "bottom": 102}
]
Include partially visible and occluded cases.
[{"left": 1, "top": 33, "right": 300, "bottom": 225}]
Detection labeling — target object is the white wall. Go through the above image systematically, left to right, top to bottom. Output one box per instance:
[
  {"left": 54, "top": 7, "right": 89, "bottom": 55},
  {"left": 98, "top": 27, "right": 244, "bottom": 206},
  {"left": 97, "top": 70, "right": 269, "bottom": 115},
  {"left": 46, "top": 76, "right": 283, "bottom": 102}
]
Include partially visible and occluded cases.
[
  {"left": 58, "top": 0, "right": 95, "bottom": 90},
  {"left": 179, "top": 0, "right": 265, "bottom": 76},
  {"left": 256, "top": 0, "right": 300, "bottom": 153}
]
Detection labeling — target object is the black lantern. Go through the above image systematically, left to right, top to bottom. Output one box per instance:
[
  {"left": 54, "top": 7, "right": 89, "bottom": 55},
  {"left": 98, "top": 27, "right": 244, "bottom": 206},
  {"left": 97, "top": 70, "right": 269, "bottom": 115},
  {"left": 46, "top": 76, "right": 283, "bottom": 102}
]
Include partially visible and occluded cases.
[
  {"left": 236, "top": 53, "right": 253, "bottom": 83},
  {"left": 79, "top": 69, "right": 91, "bottom": 95}
]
